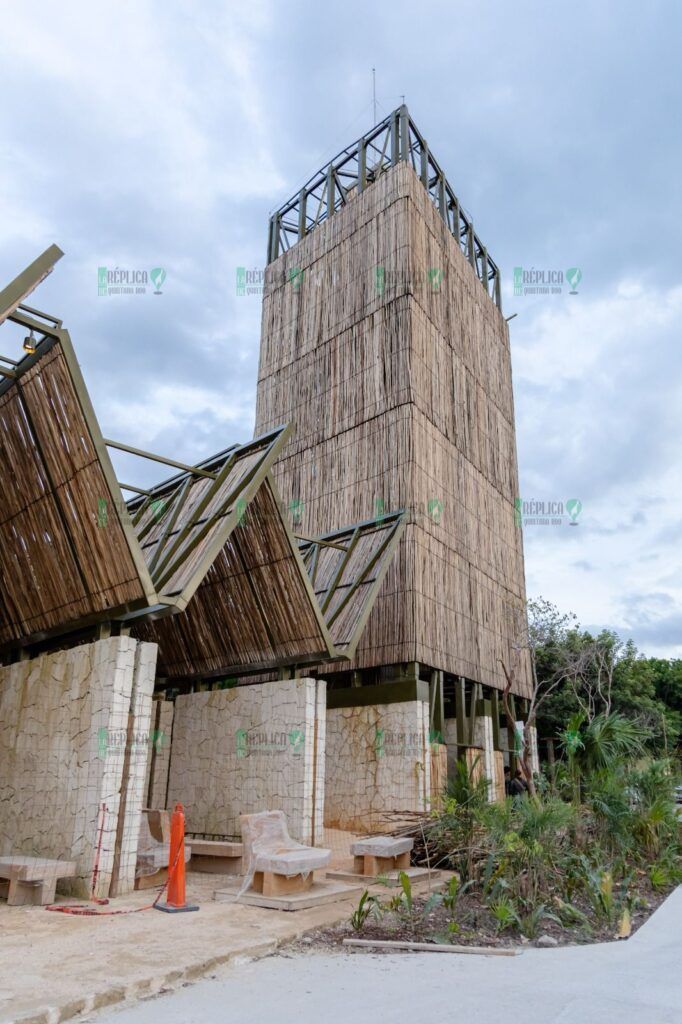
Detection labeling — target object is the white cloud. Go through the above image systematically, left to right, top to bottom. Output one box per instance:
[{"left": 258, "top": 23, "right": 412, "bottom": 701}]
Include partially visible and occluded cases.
[{"left": 515, "top": 281, "right": 682, "bottom": 656}]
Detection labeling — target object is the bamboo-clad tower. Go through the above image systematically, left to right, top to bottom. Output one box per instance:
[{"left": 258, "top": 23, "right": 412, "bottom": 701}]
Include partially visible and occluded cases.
[{"left": 254, "top": 107, "right": 532, "bottom": 709}]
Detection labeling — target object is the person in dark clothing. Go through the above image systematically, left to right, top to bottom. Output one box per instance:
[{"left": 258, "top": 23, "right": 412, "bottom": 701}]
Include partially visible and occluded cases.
[{"left": 504, "top": 766, "right": 529, "bottom": 797}]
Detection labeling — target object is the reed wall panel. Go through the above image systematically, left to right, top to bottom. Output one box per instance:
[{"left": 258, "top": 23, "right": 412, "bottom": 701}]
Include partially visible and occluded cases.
[
  {"left": 255, "top": 162, "right": 531, "bottom": 697},
  {"left": 0, "top": 342, "right": 146, "bottom": 647},
  {"left": 134, "top": 481, "right": 329, "bottom": 677}
]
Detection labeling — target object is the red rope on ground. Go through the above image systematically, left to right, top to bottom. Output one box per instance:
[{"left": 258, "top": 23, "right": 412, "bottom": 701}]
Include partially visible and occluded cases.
[{"left": 45, "top": 810, "right": 184, "bottom": 917}]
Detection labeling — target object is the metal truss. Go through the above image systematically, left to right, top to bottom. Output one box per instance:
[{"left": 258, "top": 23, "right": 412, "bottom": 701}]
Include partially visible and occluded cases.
[
  {"left": 267, "top": 105, "right": 502, "bottom": 310},
  {"left": 124, "top": 428, "right": 290, "bottom": 608},
  {"left": 298, "top": 511, "right": 404, "bottom": 657}
]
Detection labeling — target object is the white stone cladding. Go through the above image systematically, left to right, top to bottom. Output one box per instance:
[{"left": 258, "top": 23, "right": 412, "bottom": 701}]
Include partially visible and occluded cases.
[
  {"left": 0, "top": 637, "right": 157, "bottom": 898},
  {"left": 109, "top": 641, "right": 157, "bottom": 897},
  {"left": 167, "top": 678, "right": 326, "bottom": 845},
  {"left": 324, "top": 700, "right": 431, "bottom": 831},
  {"left": 527, "top": 724, "right": 540, "bottom": 776}
]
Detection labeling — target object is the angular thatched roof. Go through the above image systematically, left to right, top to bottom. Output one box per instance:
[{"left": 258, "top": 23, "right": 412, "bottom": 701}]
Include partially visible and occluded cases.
[{"left": 0, "top": 250, "right": 404, "bottom": 675}]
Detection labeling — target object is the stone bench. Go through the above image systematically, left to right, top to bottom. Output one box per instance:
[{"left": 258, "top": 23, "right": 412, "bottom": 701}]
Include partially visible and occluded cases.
[
  {"left": 135, "top": 809, "right": 190, "bottom": 890},
  {"left": 241, "top": 811, "right": 331, "bottom": 897},
  {"left": 350, "top": 836, "right": 413, "bottom": 877},
  {"left": 189, "top": 839, "right": 243, "bottom": 875},
  {"left": 0, "top": 856, "right": 77, "bottom": 906}
]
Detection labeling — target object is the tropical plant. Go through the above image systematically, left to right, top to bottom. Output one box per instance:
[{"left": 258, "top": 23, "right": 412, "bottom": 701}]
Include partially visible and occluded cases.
[
  {"left": 575, "top": 713, "right": 645, "bottom": 773},
  {"left": 579, "top": 859, "right": 632, "bottom": 930},
  {"left": 648, "top": 863, "right": 671, "bottom": 891},
  {"left": 442, "top": 873, "right": 472, "bottom": 912},
  {"left": 349, "top": 890, "right": 381, "bottom": 932},
  {"left": 488, "top": 894, "right": 519, "bottom": 933},
  {"left": 553, "top": 897, "right": 592, "bottom": 932},
  {"left": 518, "top": 903, "right": 561, "bottom": 940}
]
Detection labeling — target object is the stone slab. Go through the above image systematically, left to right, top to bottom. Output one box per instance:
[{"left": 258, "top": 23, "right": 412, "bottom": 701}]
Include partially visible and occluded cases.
[
  {"left": 0, "top": 637, "right": 156, "bottom": 899},
  {"left": 168, "top": 679, "right": 326, "bottom": 844},
  {"left": 325, "top": 701, "right": 431, "bottom": 832},
  {"left": 350, "top": 836, "right": 413, "bottom": 857},
  {"left": 189, "top": 840, "right": 243, "bottom": 858},
  {"left": 190, "top": 840, "right": 243, "bottom": 876},
  {"left": 252, "top": 848, "right": 331, "bottom": 875},
  {"left": 0, "top": 857, "right": 76, "bottom": 882},
  {"left": 325, "top": 866, "right": 431, "bottom": 885},
  {"left": 216, "top": 879, "right": 364, "bottom": 912}
]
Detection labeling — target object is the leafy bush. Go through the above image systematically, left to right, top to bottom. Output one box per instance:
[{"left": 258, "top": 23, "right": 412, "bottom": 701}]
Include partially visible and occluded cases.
[{"left": 410, "top": 713, "right": 680, "bottom": 944}]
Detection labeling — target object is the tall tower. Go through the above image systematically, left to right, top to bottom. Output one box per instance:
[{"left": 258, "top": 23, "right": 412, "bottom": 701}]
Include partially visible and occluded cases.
[{"left": 255, "top": 107, "right": 531, "bottom": 704}]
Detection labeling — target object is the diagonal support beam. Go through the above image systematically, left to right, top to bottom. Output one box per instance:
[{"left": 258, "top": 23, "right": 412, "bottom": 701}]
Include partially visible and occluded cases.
[
  {"left": 0, "top": 244, "right": 64, "bottom": 326},
  {"left": 104, "top": 438, "right": 217, "bottom": 480}
]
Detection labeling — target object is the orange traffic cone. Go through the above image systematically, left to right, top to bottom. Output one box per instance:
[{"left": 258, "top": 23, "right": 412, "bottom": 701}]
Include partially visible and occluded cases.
[{"left": 155, "top": 803, "right": 199, "bottom": 914}]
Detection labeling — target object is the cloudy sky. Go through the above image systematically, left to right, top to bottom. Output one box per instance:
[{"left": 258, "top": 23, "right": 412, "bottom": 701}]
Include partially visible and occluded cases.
[{"left": 1, "top": 0, "right": 680, "bottom": 657}]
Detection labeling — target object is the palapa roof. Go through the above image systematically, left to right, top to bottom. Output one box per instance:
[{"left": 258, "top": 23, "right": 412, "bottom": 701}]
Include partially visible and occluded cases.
[
  {"left": 0, "top": 248, "right": 404, "bottom": 675},
  {"left": 133, "top": 494, "right": 404, "bottom": 679}
]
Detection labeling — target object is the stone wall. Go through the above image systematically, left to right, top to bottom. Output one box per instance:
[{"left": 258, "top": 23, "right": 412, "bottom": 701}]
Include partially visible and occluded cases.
[
  {"left": 0, "top": 637, "right": 157, "bottom": 898},
  {"left": 109, "top": 642, "right": 157, "bottom": 897},
  {"left": 167, "top": 678, "right": 326, "bottom": 845},
  {"left": 144, "top": 699, "right": 174, "bottom": 809},
  {"left": 324, "top": 700, "right": 430, "bottom": 832}
]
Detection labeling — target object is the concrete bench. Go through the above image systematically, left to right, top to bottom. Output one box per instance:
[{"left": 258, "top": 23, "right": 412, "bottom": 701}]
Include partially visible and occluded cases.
[
  {"left": 241, "top": 811, "right": 331, "bottom": 897},
  {"left": 350, "top": 836, "right": 413, "bottom": 877},
  {"left": 189, "top": 839, "right": 243, "bottom": 875},
  {"left": 0, "top": 856, "right": 76, "bottom": 906}
]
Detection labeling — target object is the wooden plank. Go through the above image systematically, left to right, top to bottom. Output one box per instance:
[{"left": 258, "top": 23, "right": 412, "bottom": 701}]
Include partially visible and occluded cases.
[{"left": 342, "top": 938, "right": 517, "bottom": 956}]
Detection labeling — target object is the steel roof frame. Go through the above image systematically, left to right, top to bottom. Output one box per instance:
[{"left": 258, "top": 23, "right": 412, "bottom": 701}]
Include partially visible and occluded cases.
[{"left": 266, "top": 105, "right": 502, "bottom": 310}]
